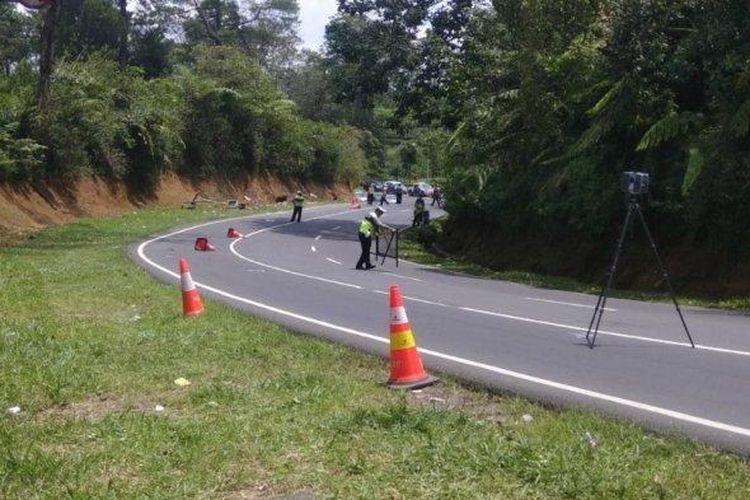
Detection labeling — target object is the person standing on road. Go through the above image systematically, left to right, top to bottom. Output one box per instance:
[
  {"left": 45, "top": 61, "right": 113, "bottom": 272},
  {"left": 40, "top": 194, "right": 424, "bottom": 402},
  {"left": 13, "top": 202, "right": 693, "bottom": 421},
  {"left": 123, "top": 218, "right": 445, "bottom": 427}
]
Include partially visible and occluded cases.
[
  {"left": 367, "top": 184, "right": 375, "bottom": 205},
  {"left": 431, "top": 186, "right": 442, "bottom": 207},
  {"left": 291, "top": 190, "right": 304, "bottom": 222},
  {"left": 379, "top": 191, "right": 390, "bottom": 206},
  {"left": 412, "top": 195, "right": 426, "bottom": 227},
  {"left": 356, "top": 206, "right": 391, "bottom": 270}
]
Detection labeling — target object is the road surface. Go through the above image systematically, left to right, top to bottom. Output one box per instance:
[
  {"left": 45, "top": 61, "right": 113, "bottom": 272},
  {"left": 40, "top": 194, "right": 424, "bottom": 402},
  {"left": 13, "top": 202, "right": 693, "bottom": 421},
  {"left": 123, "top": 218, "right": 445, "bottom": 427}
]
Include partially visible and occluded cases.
[{"left": 134, "top": 203, "right": 750, "bottom": 454}]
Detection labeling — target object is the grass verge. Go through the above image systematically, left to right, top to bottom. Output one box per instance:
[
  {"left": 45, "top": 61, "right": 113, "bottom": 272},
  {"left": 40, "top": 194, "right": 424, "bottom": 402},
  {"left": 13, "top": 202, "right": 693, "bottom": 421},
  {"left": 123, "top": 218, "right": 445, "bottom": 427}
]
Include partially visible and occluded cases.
[
  {"left": 1, "top": 206, "right": 750, "bottom": 498},
  {"left": 400, "top": 221, "right": 750, "bottom": 311}
]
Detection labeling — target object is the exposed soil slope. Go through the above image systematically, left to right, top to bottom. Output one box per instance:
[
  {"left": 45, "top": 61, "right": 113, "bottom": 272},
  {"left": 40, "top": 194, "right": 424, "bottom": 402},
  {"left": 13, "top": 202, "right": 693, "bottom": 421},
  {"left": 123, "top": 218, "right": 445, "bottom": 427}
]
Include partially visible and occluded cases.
[{"left": 0, "top": 174, "right": 346, "bottom": 244}]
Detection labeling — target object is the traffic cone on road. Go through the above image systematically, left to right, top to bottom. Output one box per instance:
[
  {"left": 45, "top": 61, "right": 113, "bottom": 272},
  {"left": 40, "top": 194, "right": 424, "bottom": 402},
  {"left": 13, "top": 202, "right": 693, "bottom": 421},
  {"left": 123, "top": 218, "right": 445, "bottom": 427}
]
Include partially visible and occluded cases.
[
  {"left": 350, "top": 196, "right": 361, "bottom": 209},
  {"left": 227, "top": 227, "right": 241, "bottom": 239},
  {"left": 194, "top": 237, "right": 215, "bottom": 251},
  {"left": 179, "top": 257, "right": 204, "bottom": 317},
  {"left": 387, "top": 285, "right": 437, "bottom": 390}
]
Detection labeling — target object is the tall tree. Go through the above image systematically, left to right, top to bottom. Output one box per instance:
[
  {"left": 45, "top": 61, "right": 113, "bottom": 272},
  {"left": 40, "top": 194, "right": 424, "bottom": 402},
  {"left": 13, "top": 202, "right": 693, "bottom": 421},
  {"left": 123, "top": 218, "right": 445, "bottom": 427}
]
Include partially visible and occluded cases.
[{"left": 136, "top": 0, "right": 300, "bottom": 72}]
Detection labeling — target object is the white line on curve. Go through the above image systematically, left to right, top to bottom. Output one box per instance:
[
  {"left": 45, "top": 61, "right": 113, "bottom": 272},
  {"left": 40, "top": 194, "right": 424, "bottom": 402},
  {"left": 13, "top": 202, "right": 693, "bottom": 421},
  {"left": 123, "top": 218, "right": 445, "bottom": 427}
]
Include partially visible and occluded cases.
[
  {"left": 230, "top": 208, "right": 364, "bottom": 290},
  {"left": 232, "top": 209, "right": 750, "bottom": 358},
  {"left": 135, "top": 231, "right": 750, "bottom": 440},
  {"left": 326, "top": 257, "right": 342, "bottom": 265},
  {"left": 383, "top": 271, "right": 424, "bottom": 282},
  {"left": 371, "top": 289, "right": 448, "bottom": 307},
  {"left": 525, "top": 297, "right": 617, "bottom": 312},
  {"left": 462, "top": 307, "right": 750, "bottom": 357}
]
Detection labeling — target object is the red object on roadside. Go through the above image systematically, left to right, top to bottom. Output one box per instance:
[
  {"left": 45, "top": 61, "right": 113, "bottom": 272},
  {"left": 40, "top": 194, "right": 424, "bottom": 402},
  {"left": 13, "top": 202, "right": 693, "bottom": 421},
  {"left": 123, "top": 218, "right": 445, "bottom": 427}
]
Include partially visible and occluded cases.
[{"left": 179, "top": 257, "right": 204, "bottom": 317}]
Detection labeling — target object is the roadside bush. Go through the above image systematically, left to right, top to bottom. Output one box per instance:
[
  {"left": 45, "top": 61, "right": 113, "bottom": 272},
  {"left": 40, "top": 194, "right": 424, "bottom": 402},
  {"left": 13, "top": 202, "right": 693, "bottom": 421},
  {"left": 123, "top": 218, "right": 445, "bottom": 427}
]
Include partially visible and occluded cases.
[
  {"left": 33, "top": 56, "right": 182, "bottom": 183},
  {"left": 0, "top": 64, "right": 44, "bottom": 181}
]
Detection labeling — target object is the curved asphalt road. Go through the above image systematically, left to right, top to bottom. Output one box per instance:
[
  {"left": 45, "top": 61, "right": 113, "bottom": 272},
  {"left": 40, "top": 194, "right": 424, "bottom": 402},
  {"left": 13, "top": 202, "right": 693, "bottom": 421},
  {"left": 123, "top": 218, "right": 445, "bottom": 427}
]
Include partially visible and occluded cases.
[{"left": 134, "top": 203, "right": 750, "bottom": 454}]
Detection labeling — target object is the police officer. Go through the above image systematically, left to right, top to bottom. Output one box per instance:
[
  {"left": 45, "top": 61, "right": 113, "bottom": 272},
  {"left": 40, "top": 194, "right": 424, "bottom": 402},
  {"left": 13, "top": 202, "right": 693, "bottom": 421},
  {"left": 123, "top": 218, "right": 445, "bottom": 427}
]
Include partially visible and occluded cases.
[
  {"left": 291, "top": 190, "right": 304, "bottom": 222},
  {"left": 412, "top": 195, "right": 426, "bottom": 227},
  {"left": 356, "top": 206, "right": 390, "bottom": 270}
]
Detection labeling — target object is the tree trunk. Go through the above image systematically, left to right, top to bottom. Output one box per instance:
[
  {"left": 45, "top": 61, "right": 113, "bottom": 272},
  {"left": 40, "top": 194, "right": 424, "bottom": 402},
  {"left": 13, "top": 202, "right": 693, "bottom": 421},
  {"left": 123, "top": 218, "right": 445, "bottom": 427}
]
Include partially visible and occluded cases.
[
  {"left": 37, "top": 0, "right": 60, "bottom": 107},
  {"left": 117, "top": 0, "right": 128, "bottom": 65},
  {"left": 192, "top": 0, "right": 222, "bottom": 45}
]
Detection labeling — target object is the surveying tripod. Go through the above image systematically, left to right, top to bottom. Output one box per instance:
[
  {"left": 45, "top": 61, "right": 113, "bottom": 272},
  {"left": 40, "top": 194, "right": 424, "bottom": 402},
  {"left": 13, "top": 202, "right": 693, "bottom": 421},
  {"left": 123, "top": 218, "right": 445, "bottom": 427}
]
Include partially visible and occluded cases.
[{"left": 585, "top": 197, "right": 695, "bottom": 349}]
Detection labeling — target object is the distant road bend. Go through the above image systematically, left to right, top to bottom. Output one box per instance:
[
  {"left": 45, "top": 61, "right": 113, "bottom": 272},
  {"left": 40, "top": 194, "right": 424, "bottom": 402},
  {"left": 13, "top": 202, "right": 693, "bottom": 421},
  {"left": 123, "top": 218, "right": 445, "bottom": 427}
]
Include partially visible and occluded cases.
[{"left": 135, "top": 203, "right": 750, "bottom": 454}]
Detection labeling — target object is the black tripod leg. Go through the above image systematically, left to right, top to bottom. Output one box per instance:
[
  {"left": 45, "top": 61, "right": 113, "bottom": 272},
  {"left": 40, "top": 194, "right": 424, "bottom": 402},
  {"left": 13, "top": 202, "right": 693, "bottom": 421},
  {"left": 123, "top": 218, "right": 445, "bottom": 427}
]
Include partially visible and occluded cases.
[
  {"left": 587, "top": 204, "right": 634, "bottom": 348},
  {"left": 634, "top": 205, "right": 696, "bottom": 348}
]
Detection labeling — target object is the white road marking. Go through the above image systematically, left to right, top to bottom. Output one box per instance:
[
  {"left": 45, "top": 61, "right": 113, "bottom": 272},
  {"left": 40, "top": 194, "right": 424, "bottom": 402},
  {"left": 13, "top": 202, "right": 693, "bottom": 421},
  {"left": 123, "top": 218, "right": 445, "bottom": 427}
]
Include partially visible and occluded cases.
[
  {"left": 229, "top": 208, "right": 364, "bottom": 290},
  {"left": 232, "top": 210, "right": 750, "bottom": 358},
  {"left": 332, "top": 226, "right": 342, "bottom": 231},
  {"left": 135, "top": 234, "right": 750, "bottom": 440},
  {"left": 315, "top": 235, "right": 322, "bottom": 241},
  {"left": 311, "top": 245, "right": 317, "bottom": 253},
  {"left": 326, "top": 258, "right": 342, "bottom": 265},
  {"left": 383, "top": 271, "right": 423, "bottom": 282},
  {"left": 371, "top": 289, "right": 448, "bottom": 307},
  {"left": 525, "top": 297, "right": 617, "bottom": 312},
  {"left": 462, "top": 307, "right": 750, "bottom": 357}
]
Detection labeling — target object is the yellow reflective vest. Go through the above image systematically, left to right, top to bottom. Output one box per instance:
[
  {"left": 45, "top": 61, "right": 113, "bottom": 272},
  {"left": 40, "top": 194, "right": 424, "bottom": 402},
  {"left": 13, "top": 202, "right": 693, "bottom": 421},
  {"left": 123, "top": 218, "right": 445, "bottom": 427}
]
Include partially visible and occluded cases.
[{"left": 359, "top": 218, "right": 374, "bottom": 237}]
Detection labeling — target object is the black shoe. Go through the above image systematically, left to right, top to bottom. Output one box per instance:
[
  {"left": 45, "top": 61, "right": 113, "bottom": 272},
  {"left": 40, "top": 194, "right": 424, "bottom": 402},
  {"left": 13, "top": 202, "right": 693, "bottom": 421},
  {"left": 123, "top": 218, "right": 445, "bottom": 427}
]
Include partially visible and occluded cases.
[{"left": 365, "top": 264, "right": 375, "bottom": 270}]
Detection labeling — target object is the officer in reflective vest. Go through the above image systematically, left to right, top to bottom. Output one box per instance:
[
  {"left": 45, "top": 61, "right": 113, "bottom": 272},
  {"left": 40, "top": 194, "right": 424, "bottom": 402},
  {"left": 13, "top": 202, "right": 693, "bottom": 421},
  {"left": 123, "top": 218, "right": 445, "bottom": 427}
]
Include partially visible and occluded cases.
[
  {"left": 291, "top": 190, "right": 304, "bottom": 222},
  {"left": 356, "top": 206, "right": 387, "bottom": 270}
]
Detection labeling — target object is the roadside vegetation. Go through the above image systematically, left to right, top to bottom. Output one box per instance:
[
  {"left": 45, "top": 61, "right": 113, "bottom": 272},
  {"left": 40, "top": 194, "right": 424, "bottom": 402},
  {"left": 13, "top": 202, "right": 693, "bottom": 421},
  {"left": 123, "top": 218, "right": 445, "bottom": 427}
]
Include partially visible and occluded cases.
[
  {"left": 2, "top": 207, "right": 750, "bottom": 497},
  {"left": 402, "top": 221, "right": 750, "bottom": 312}
]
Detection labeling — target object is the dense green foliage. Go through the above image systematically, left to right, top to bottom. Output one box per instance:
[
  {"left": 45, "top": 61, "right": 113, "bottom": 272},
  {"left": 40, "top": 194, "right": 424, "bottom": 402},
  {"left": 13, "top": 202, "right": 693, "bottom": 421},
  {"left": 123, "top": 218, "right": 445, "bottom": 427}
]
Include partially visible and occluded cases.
[
  {"left": 321, "top": 0, "right": 750, "bottom": 276},
  {"left": 0, "top": 1, "right": 374, "bottom": 188}
]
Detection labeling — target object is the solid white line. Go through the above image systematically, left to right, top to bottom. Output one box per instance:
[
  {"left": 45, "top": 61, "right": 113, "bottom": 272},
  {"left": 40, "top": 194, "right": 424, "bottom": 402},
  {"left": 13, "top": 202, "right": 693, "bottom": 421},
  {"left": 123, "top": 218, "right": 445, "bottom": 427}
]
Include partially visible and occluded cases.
[
  {"left": 233, "top": 212, "right": 750, "bottom": 358},
  {"left": 135, "top": 237, "right": 750, "bottom": 439},
  {"left": 326, "top": 257, "right": 342, "bottom": 265},
  {"left": 383, "top": 271, "right": 423, "bottom": 282},
  {"left": 525, "top": 297, "right": 617, "bottom": 312},
  {"left": 462, "top": 307, "right": 750, "bottom": 357}
]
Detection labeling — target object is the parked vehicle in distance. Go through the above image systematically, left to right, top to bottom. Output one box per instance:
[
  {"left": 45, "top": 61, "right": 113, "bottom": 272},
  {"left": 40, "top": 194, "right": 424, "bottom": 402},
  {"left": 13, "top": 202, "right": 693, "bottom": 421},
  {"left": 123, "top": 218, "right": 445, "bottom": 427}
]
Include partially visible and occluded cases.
[
  {"left": 361, "top": 179, "right": 384, "bottom": 192},
  {"left": 385, "top": 180, "right": 405, "bottom": 194},
  {"left": 409, "top": 182, "right": 434, "bottom": 197},
  {"left": 354, "top": 189, "right": 368, "bottom": 203}
]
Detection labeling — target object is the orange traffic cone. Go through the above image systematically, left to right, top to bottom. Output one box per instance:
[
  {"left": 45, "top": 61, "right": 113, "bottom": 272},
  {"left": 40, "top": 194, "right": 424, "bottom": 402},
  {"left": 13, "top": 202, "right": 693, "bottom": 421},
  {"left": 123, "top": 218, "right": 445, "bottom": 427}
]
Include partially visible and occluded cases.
[
  {"left": 350, "top": 196, "right": 362, "bottom": 209},
  {"left": 227, "top": 228, "right": 241, "bottom": 238},
  {"left": 194, "top": 237, "right": 215, "bottom": 251},
  {"left": 179, "top": 257, "right": 204, "bottom": 317},
  {"left": 387, "top": 285, "right": 437, "bottom": 390}
]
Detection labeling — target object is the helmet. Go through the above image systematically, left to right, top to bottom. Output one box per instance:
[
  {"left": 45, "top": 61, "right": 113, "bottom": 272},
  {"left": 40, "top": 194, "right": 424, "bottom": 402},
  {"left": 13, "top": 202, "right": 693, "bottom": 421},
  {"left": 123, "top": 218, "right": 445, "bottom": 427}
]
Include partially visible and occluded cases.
[
  {"left": 296, "top": 190, "right": 302, "bottom": 195},
  {"left": 374, "top": 206, "right": 385, "bottom": 215}
]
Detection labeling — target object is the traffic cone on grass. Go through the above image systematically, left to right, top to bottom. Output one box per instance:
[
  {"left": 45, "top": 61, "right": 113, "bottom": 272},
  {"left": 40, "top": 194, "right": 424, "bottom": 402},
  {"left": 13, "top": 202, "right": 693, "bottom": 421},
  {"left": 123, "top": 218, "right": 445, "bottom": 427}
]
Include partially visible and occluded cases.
[
  {"left": 227, "top": 227, "right": 241, "bottom": 238},
  {"left": 194, "top": 237, "right": 215, "bottom": 251},
  {"left": 179, "top": 257, "right": 204, "bottom": 317},
  {"left": 387, "top": 285, "right": 437, "bottom": 390}
]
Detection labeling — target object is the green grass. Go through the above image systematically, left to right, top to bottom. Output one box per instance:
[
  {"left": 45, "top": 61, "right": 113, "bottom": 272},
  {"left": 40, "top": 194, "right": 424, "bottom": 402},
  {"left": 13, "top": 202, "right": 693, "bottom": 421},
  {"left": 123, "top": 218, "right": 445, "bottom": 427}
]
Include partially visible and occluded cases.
[
  {"left": 2, "top": 206, "right": 750, "bottom": 498},
  {"left": 400, "top": 224, "right": 750, "bottom": 311}
]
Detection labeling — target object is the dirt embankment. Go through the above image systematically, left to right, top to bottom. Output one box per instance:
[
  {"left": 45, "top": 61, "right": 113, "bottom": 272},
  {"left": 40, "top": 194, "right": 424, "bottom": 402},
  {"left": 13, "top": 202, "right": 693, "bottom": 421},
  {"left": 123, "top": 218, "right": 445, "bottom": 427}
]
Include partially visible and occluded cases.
[{"left": 0, "top": 174, "right": 348, "bottom": 244}]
